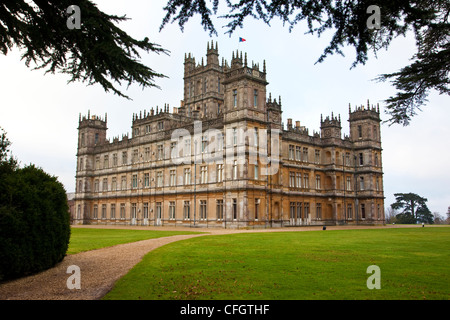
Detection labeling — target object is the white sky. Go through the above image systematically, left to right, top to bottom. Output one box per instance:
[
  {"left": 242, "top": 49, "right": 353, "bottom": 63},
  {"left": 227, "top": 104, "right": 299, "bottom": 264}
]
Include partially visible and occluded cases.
[{"left": 0, "top": 1, "right": 448, "bottom": 215}]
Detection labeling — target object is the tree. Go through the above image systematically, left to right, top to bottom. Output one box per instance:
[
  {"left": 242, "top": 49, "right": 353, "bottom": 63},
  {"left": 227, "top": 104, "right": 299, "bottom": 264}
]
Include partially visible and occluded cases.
[
  {"left": 1, "top": 0, "right": 168, "bottom": 99},
  {"left": 160, "top": 0, "right": 450, "bottom": 126},
  {"left": 0, "top": 129, "right": 70, "bottom": 281},
  {"left": 390, "top": 192, "right": 433, "bottom": 224},
  {"left": 446, "top": 206, "right": 450, "bottom": 224}
]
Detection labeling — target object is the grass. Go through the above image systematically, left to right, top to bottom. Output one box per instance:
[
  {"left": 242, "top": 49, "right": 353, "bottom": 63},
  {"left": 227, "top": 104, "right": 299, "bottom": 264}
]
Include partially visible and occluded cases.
[
  {"left": 103, "top": 227, "right": 450, "bottom": 300},
  {"left": 67, "top": 228, "right": 202, "bottom": 255}
]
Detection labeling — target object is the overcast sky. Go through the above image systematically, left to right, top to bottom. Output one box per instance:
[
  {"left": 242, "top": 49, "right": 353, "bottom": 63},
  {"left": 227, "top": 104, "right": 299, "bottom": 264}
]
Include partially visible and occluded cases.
[{"left": 0, "top": 1, "right": 448, "bottom": 215}]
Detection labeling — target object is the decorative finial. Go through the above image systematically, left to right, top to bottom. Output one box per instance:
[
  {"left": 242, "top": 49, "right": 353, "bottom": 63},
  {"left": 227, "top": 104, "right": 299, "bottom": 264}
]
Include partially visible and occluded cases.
[
  {"left": 244, "top": 52, "right": 247, "bottom": 66},
  {"left": 263, "top": 60, "right": 266, "bottom": 73}
]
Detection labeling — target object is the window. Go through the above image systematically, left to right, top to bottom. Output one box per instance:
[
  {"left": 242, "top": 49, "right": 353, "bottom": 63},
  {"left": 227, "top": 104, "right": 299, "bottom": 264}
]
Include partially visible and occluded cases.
[
  {"left": 217, "top": 76, "right": 221, "bottom": 93},
  {"left": 203, "top": 78, "right": 207, "bottom": 94},
  {"left": 233, "top": 89, "right": 237, "bottom": 107},
  {"left": 253, "top": 89, "right": 258, "bottom": 107},
  {"left": 157, "top": 121, "right": 164, "bottom": 131},
  {"left": 145, "top": 124, "right": 151, "bottom": 134},
  {"left": 358, "top": 125, "right": 362, "bottom": 138},
  {"left": 373, "top": 125, "right": 377, "bottom": 140},
  {"left": 254, "top": 127, "right": 258, "bottom": 147},
  {"left": 134, "top": 128, "right": 139, "bottom": 137},
  {"left": 232, "top": 128, "right": 237, "bottom": 146},
  {"left": 81, "top": 133, "right": 85, "bottom": 147},
  {"left": 95, "top": 133, "right": 99, "bottom": 144},
  {"left": 217, "top": 133, "right": 224, "bottom": 151},
  {"left": 201, "top": 135, "right": 208, "bottom": 153},
  {"left": 184, "top": 138, "right": 191, "bottom": 156},
  {"left": 170, "top": 142, "right": 177, "bottom": 158},
  {"left": 157, "top": 144, "right": 163, "bottom": 160},
  {"left": 289, "top": 145, "right": 294, "bottom": 160},
  {"left": 296, "top": 146, "right": 302, "bottom": 161},
  {"left": 144, "top": 147, "right": 151, "bottom": 161},
  {"left": 303, "top": 147, "right": 308, "bottom": 162},
  {"left": 132, "top": 149, "right": 138, "bottom": 163},
  {"left": 315, "top": 150, "right": 320, "bottom": 164},
  {"left": 122, "top": 152, "right": 127, "bottom": 165},
  {"left": 345, "top": 152, "right": 350, "bottom": 166},
  {"left": 113, "top": 153, "right": 118, "bottom": 166},
  {"left": 359, "top": 153, "right": 364, "bottom": 166},
  {"left": 374, "top": 153, "right": 379, "bottom": 166},
  {"left": 103, "top": 155, "right": 109, "bottom": 169},
  {"left": 95, "top": 157, "right": 100, "bottom": 170},
  {"left": 232, "top": 160, "right": 238, "bottom": 180},
  {"left": 217, "top": 164, "right": 223, "bottom": 182},
  {"left": 254, "top": 164, "right": 259, "bottom": 180},
  {"left": 201, "top": 166, "right": 208, "bottom": 184},
  {"left": 184, "top": 168, "right": 191, "bottom": 185},
  {"left": 170, "top": 170, "right": 176, "bottom": 186},
  {"left": 156, "top": 171, "right": 163, "bottom": 187},
  {"left": 289, "top": 172, "right": 295, "bottom": 187},
  {"left": 144, "top": 173, "right": 150, "bottom": 187},
  {"left": 296, "top": 173, "right": 302, "bottom": 188},
  {"left": 303, "top": 173, "right": 309, "bottom": 188},
  {"left": 132, "top": 174, "right": 138, "bottom": 189},
  {"left": 316, "top": 175, "right": 321, "bottom": 190},
  {"left": 121, "top": 176, "right": 126, "bottom": 190},
  {"left": 346, "top": 176, "right": 352, "bottom": 191},
  {"left": 112, "top": 177, "right": 117, "bottom": 191},
  {"left": 359, "top": 177, "right": 365, "bottom": 190},
  {"left": 376, "top": 177, "right": 380, "bottom": 191},
  {"left": 102, "top": 178, "right": 108, "bottom": 192},
  {"left": 94, "top": 179, "right": 99, "bottom": 192},
  {"left": 232, "top": 199, "right": 237, "bottom": 220},
  {"left": 255, "top": 199, "right": 260, "bottom": 220},
  {"left": 200, "top": 200, "right": 207, "bottom": 220},
  {"left": 214, "top": 200, "right": 223, "bottom": 221},
  {"left": 183, "top": 201, "right": 190, "bottom": 220},
  {"left": 156, "top": 202, "right": 162, "bottom": 220},
  {"left": 169, "top": 202, "right": 175, "bottom": 220},
  {"left": 290, "top": 202, "right": 296, "bottom": 220},
  {"left": 297, "top": 202, "right": 302, "bottom": 219},
  {"left": 120, "top": 203, "right": 125, "bottom": 219},
  {"left": 131, "top": 203, "right": 137, "bottom": 220},
  {"left": 143, "top": 203, "right": 149, "bottom": 220},
  {"left": 304, "top": 203, "right": 310, "bottom": 218},
  {"left": 316, "top": 203, "right": 322, "bottom": 220},
  {"left": 102, "top": 204, "right": 107, "bottom": 219},
  {"left": 110, "top": 204, "right": 116, "bottom": 219},
  {"left": 347, "top": 204, "right": 352, "bottom": 219},
  {"left": 361, "top": 204, "right": 366, "bottom": 219},
  {"left": 377, "top": 204, "right": 381, "bottom": 220},
  {"left": 93, "top": 205, "right": 98, "bottom": 219}
]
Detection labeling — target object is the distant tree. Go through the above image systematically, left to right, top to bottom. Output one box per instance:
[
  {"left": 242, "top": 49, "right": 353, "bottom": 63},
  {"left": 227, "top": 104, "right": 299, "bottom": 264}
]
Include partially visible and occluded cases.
[
  {"left": 161, "top": 0, "right": 450, "bottom": 126},
  {"left": 0, "top": 1, "right": 169, "bottom": 99},
  {"left": 391, "top": 193, "right": 433, "bottom": 224},
  {"left": 446, "top": 206, "right": 450, "bottom": 224},
  {"left": 385, "top": 207, "right": 397, "bottom": 224},
  {"left": 433, "top": 212, "right": 445, "bottom": 224}
]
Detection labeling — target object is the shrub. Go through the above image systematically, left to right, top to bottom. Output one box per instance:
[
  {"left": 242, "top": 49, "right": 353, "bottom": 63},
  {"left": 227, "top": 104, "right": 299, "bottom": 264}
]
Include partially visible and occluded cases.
[{"left": 0, "top": 164, "right": 71, "bottom": 281}]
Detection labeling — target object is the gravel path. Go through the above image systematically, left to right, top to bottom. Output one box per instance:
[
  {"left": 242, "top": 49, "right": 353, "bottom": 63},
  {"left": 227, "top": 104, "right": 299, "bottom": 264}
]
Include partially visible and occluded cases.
[{"left": 0, "top": 224, "right": 426, "bottom": 300}]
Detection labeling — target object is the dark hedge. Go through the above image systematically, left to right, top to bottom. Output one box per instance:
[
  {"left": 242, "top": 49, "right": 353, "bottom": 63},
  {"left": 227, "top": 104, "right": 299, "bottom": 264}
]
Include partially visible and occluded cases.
[{"left": 0, "top": 163, "right": 71, "bottom": 281}]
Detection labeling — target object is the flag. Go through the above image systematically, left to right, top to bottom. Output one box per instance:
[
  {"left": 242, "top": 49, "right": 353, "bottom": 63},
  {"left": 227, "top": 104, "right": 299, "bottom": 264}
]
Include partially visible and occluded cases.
[{"left": 239, "top": 37, "right": 246, "bottom": 42}]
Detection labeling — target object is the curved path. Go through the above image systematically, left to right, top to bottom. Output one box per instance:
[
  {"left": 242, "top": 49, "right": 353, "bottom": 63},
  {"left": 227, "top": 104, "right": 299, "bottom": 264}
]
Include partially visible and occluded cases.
[{"left": 0, "top": 224, "right": 423, "bottom": 300}]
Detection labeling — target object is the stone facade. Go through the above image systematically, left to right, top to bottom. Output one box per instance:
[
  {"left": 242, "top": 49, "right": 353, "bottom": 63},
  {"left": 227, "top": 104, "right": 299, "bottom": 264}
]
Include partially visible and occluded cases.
[{"left": 73, "top": 41, "right": 385, "bottom": 228}]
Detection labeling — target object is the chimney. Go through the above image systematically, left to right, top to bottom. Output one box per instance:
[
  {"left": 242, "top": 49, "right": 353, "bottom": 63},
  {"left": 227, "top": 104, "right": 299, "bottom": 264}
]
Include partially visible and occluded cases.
[{"left": 287, "top": 118, "right": 292, "bottom": 129}]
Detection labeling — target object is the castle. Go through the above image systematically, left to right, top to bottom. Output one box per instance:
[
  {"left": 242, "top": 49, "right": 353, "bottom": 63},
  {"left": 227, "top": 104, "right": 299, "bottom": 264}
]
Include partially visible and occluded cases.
[{"left": 73, "top": 41, "right": 385, "bottom": 228}]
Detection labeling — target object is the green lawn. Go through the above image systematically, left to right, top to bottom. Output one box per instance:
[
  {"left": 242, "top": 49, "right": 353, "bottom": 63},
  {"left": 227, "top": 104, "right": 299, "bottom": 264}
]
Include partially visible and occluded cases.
[
  {"left": 103, "top": 227, "right": 450, "bottom": 300},
  {"left": 67, "top": 228, "right": 202, "bottom": 255}
]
